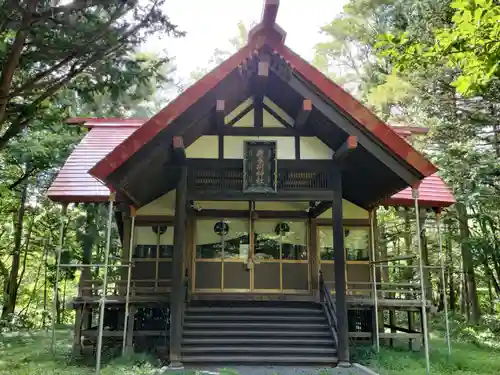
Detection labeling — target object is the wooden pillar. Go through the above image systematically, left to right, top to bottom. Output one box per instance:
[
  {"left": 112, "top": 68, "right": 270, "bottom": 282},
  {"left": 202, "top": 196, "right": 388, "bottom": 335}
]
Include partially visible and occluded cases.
[
  {"left": 169, "top": 165, "right": 187, "bottom": 368},
  {"left": 332, "top": 167, "right": 349, "bottom": 364},
  {"left": 121, "top": 216, "right": 132, "bottom": 295},
  {"left": 309, "top": 217, "right": 319, "bottom": 297}
]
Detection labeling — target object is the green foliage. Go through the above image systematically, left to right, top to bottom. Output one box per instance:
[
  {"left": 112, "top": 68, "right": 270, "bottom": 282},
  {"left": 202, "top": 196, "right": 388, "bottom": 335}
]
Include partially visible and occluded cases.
[
  {"left": 315, "top": 0, "right": 500, "bottom": 323},
  {"left": 378, "top": 0, "right": 500, "bottom": 95}
]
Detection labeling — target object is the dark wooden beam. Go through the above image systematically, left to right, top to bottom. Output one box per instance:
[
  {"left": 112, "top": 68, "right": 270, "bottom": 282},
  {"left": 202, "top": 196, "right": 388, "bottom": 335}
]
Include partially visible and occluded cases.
[
  {"left": 262, "top": 0, "right": 279, "bottom": 27},
  {"left": 253, "top": 60, "right": 269, "bottom": 128},
  {"left": 270, "top": 67, "right": 422, "bottom": 185},
  {"left": 215, "top": 99, "right": 225, "bottom": 130},
  {"left": 254, "top": 99, "right": 263, "bottom": 127},
  {"left": 295, "top": 99, "right": 312, "bottom": 128},
  {"left": 216, "top": 100, "right": 225, "bottom": 159},
  {"left": 263, "top": 102, "right": 292, "bottom": 128},
  {"left": 227, "top": 103, "right": 253, "bottom": 126},
  {"left": 208, "top": 127, "right": 314, "bottom": 136},
  {"left": 295, "top": 135, "right": 300, "bottom": 159},
  {"left": 333, "top": 135, "right": 358, "bottom": 163},
  {"left": 171, "top": 136, "right": 186, "bottom": 164},
  {"left": 169, "top": 165, "right": 187, "bottom": 368},
  {"left": 332, "top": 166, "right": 349, "bottom": 364},
  {"left": 188, "top": 190, "right": 333, "bottom": 202},
  {"left": 312, "top": 201, "right": 332, "bottom": 218},
  {"left": 192, "top": 209, "right": 309, "bottom": 219},
  {"left": 135, "top": 216, "right": 174, "bottom": 226},
  {"left": 316, "top": 218, "right": 370, "bottom": 227}
]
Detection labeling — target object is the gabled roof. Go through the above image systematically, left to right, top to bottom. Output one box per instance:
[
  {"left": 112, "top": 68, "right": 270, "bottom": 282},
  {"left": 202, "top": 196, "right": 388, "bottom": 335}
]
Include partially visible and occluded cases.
[
  {"left": 89, "top": 1, "right": 436, "bottom": 184},
  {"left": 47, "top": 119, "right": 454, "bottom": 208}
]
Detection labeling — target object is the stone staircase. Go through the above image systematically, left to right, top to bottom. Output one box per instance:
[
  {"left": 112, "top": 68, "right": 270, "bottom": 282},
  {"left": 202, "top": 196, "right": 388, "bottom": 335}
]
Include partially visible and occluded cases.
[{"left": 181, "top": 301, "right": 338, "bottom": 366}]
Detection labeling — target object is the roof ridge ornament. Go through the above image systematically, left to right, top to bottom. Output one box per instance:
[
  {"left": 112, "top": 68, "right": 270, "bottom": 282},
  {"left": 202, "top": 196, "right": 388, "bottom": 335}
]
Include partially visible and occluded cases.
[{"left": 248, "top": 0, "right": 286, "bottom": 45}]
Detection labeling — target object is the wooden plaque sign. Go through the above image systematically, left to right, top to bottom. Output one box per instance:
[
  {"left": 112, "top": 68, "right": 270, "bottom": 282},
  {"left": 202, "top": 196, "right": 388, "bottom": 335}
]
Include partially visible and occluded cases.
[{"left": 243, "top": 141, "right": 277, "bottom": 193}]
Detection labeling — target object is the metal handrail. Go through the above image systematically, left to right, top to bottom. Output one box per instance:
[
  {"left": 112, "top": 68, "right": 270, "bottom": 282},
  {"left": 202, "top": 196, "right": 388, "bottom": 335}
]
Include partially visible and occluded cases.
[{"left": 319, "top": 270, "right": 338, "bottom": 345}]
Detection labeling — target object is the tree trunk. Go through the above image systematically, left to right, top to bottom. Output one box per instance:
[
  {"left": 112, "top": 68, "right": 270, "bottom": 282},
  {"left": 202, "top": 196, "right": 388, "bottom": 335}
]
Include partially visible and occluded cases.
[
  {"left": 1, "top": 183, "right": 28, "bottom": 320},
  {"left": 456, "top": 203, "right": 481, "bottom": 323},
  {"left": 80, "top": 205, "right": 95, "bottom": 296},
  {"left": 403, "top": 208, "right": 414, "bottom": 282},
  {"left": 379, "top": 222, "right": 389, "bottom": 283},
  {"left": 446, "top": 230, "right": 456, "bottom": 310},
  {"left": 43, "top": 241, "right": 49, "bottom": 328},
  {"left": 460, "top": 265, "right": 470, "bottom": 319},
  {"left": 488, "top": 279, "right": 494, "bottom": 314}
]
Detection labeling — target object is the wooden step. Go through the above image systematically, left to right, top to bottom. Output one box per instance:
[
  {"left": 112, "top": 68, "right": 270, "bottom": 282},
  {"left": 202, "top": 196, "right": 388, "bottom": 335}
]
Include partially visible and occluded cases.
[
  {"left": 186, "top": 306, "right": 324, "bottom": 315},
  {"left": 184, "top": 314, "right": 325, "bottom": 322},
  {"left": 183, "top": 322, "right": 329, "bottom": 330},
  {"left": 183, "top": 329, "right": 332, "bottom": 337},
  {"left": 182, "top": 337, "right": 335, "bottom": 345},
  {"left": 182, "top": 346, "right": 336, "bottom": 354},
  {"left": 182, "top": 355, "right": 338, "bottom": 364}
]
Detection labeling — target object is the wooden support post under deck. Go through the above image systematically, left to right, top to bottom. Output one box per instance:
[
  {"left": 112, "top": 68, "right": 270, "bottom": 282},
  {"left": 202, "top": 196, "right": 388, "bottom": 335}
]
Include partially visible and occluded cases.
[
  {"left": 169, "top": 164, "right": 187, "bottom": 368},
  {"left": 332, "top": 166, "right": 349, "bottom": 364},
  {"left": 73, "top": 305, "right": 83, "bottom": 355},
  {"left": 126, "top": 306, "right": 136, "bottom": 354},
  {"left": 389, "top": 309, "right": 396, "bottom": 347},
  {"left": 408, "top": 310, "right": 415, "bottom": 351}
]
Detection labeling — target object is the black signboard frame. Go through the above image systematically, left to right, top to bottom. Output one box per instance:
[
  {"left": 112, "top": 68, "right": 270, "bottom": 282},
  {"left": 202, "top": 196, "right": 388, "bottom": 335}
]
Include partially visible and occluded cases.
[{"left": 243, "top": 140, "right": 277, "bottom": 193}]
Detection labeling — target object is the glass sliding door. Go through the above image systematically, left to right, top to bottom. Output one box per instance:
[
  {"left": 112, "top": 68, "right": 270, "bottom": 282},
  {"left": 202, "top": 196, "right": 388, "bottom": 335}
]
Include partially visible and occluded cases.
[
  {"left": 194, "top": 218, "right": 250, "bottom": 292},
  {"left": 253, "top": 220, "right": 309, "bottom": 292},
  {"left": 253, "top": 220, "right": 281, "bottom": 291},
  {"left": 281, "top": 221, "right": 309, "bottom": 291},
  {"left": 131, "top": 224, "right": 172, "bottom": 295},
  {"left": 318, "top": 226, "right": 371, "bottom": 295}
]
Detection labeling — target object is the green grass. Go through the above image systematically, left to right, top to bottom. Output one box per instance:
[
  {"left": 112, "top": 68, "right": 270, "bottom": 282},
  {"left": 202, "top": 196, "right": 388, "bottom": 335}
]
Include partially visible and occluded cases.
[
  {"left": 1, "top": 325, "right": 500, "bottom": 374},
  {"left": 0, "top": 330, "right": 165, "bottom": 375},
  {"left": 357, "top": 334, "right": 500, "bottom": 375}
]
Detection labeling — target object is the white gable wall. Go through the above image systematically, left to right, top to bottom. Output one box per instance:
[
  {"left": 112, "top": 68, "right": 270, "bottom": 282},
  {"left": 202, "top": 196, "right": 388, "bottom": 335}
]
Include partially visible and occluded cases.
[{"left": 184, "top": 97, "right": 334, "bottom": 161}]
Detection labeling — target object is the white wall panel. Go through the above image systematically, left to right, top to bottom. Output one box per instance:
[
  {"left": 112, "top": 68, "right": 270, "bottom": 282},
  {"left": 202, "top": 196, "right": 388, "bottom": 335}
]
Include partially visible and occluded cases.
[
  {"left": 186, "top": 136, "right": 218, "bottom": 158},
  {"left": 224, "top": 136, "right": 295, "bottom": 159},
  {"left": 300, "top": 137, "right": 333, "bottom": 160}
]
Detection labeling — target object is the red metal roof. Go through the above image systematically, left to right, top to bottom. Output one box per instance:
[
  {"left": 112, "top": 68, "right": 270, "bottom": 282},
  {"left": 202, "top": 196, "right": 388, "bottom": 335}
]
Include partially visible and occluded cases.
[
  {"left": 89, "top": 2, "right": 437, "bottom": 183},
  {"left": 47, "top": 119, "right": 455, "bottom": 207},
  {"left": 46, "top": 123, "right": 142, "bottom": 202},
  {"left": 385, "top": 173, "right": 455, "bottom": 207}
]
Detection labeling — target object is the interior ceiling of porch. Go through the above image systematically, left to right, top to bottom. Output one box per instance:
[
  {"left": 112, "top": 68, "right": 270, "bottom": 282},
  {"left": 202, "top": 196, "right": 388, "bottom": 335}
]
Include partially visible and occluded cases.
[{"left": 103, "top": 49, "right": 426, "bottom": 210}]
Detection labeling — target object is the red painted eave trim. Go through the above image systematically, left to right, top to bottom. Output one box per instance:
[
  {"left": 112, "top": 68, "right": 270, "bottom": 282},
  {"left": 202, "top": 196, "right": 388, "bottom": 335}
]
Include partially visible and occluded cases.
[
  {"left": 89, "top": 40, "right": 259, "bottom": 183},
  {"left": 269, "top": 41, "right": 438, "bottom": 178},
  {"left": 47, "top": 195, "right": 110, "bottom": 203},
  {"left": 385, "top": 197, "right": 455, "bottom": 208}
]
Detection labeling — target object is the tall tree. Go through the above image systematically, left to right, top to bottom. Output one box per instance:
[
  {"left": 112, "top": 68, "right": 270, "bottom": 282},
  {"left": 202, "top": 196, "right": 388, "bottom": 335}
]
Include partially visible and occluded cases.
[
  {"left": 0, "top": 0, "right": 183, "bottom": 150},
  {"left": 314, "top": 0, "right": 499, "bottom": 323}
]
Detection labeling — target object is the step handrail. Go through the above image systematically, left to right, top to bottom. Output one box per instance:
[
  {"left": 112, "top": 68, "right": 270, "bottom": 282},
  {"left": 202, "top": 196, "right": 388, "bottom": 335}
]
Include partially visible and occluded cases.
[{"left": 319, "top": 270, "right": 339, "bottom": 345}]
